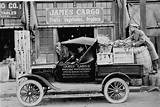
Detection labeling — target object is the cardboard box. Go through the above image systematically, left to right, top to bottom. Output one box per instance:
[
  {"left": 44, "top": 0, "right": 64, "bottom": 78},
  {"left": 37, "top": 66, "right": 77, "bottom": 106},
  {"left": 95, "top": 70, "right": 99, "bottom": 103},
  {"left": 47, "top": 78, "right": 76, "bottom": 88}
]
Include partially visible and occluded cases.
[{"left": 113, "top": 48, "right": 134, "bottom": 64}]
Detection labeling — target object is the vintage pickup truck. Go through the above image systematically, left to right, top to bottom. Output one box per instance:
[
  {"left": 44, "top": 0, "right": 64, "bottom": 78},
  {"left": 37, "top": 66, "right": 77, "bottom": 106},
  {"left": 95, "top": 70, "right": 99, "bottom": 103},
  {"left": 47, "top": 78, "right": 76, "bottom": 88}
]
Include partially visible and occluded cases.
[{"left": 16, "top": 37, "right": 143, "bottom": 106}]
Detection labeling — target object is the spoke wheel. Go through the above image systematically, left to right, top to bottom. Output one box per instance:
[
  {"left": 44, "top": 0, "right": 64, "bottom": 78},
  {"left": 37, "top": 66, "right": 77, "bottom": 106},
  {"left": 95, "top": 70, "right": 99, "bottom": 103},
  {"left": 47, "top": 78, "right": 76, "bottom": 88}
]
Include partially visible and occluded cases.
[
  {"left": 103, "top": 78, "right": 129, "bottom": 103},
  {"left": 17, "top": 80, "right": 44, "bottom": 106}
]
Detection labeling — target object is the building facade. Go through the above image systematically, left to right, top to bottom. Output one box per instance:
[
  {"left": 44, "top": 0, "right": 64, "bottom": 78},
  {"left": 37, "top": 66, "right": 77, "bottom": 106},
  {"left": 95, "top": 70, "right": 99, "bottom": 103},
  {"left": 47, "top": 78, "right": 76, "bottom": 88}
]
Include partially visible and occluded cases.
[
  {"left": 0, "top": 0, "right": 160, "bottom": 67},
  {"left": 34, "top": 0, "right": 118, "bottom": 64},
  {"left": 0, "top": 1, "right": 24, "bottom": 62}
]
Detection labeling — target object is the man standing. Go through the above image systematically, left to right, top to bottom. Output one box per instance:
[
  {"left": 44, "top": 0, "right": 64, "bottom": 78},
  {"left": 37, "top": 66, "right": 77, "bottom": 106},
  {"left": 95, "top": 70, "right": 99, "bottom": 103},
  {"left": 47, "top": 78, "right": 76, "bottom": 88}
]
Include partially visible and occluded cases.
[
  {"left": 126, "top": 24, "right": 159, "bottom": 89},
  {"left": 127, "top": 24, "right": 159, "bottom": 73}
]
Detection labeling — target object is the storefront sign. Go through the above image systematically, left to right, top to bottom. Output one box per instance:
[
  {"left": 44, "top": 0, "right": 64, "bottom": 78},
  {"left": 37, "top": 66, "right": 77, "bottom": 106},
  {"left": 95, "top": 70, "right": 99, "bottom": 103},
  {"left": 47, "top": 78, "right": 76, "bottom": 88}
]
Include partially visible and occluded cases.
[
  {"left": 0, "top": 2, "right": 22, "bottom": 18},
  {"left": 46, "top": 8, "right": 104, "bottom": 24}
]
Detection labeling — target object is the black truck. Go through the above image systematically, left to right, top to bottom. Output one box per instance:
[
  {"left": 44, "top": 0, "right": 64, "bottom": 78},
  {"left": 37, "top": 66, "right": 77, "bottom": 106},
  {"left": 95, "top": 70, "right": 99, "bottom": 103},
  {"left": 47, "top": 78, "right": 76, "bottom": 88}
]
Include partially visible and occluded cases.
[{"left": 16, "top": 37, "right": 143, "bottom": 106}]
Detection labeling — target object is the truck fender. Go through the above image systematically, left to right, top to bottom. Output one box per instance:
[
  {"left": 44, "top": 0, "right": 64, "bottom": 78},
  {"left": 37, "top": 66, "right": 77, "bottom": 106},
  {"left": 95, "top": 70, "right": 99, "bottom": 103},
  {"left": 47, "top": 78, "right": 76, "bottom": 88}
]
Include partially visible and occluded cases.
[
  {"left": 101, "top": 72, "right": 131, "bottom": 92},
  {"left": 18, "top": 74, "right": 60, "bottom": 91}
]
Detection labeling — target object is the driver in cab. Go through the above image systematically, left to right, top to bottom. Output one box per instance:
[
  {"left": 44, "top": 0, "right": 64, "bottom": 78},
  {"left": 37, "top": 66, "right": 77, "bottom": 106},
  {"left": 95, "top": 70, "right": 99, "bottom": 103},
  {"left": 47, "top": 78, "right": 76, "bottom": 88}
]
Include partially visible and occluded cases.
[{"left": 69, "top": 46, "right": 85, "bottom": 63}]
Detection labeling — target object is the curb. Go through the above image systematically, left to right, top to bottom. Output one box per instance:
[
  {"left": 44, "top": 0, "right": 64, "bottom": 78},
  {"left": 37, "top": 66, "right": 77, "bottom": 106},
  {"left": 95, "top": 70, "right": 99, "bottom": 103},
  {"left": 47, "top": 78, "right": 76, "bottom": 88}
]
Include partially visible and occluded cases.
[
  {"left": 0, "top": 79, "right": 16, "bottom": 83},
  {"left": 129, "top": 86, "right": 141, "bottom": 92}
]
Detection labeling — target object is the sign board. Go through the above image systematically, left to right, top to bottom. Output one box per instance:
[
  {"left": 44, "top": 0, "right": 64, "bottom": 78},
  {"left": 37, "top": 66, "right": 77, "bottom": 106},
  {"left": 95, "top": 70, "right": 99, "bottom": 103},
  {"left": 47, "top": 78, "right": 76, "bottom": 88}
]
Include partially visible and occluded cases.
[
  {"left": 0, "top": 2, "right": 22, "bottom": 18},
  {"left": 46, "top": 8, "right": 104, "bottom": 24},
  {"left": 14, "top": 30, "right": 31, "bottom": 78},
  {"left": 62, "top": 64, "right": 92, "bottom": 79}
]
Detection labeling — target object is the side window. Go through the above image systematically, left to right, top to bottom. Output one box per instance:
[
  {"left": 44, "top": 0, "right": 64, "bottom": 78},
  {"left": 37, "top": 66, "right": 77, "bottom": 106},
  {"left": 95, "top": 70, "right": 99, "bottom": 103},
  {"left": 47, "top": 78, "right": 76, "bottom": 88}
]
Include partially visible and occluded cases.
[
  {"left": 97, "top": 27, "right": 114, "bottom": 40},
  {"left": 39, "top": 28, "right": 54, "bottom": 53}
]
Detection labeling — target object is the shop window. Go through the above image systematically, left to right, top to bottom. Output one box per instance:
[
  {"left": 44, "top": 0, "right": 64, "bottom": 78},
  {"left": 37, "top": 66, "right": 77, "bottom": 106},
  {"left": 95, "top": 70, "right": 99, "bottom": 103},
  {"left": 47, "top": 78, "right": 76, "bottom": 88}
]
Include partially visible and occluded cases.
[
  {"left": 96, "top": 1, "right": 113, "bottom": 23},
  {"left": 96, "top": 1, "right": 112, "bottom": 8},
  {"left": 36, "top": 2, "right": 55, "bottom": 25},
  {"left": 56, "top": 2, "right": 74, "bottom": 8},
  {"left": 76, "top": 2, "right": 93, "bottom": 7},
  {"left": 106, "top": 2, "right": 112, "bottom": 8},
  {"left": 36, "top": 3, "right": 47, "bottom": 25},
  {"left": 37, "top": 3, "right": 42, "bottom": 9},
  {"left": 42, "top": 3, "right": 48, "bottom": 9},
  {"left": 48, "top": 3, "right": 54, "bottom": 8},
  {"left": 57, "top": 3, "right": 63, "bottom": 7},
  {"left": 63, "top": 3, "right": 68, "bottom": 7},
  {"left": 67, "top": 3, "right": 74, "bottom": 7},
  {"left": 128, "top": 3, "right": 140, "bottom": 26},
  {"left": 146, "top": 3, "right": 160, "bottom": 28},
  {"left": 104, "top": 8, "right": 111, "bottom": 15},
  {"left": 36, "top": 10, "right": 42, "bottom": 17},
  {"left": 104, "top": 16, "right": 112, "bottom": 22},
  {"left": 38, "top": 17, "right": 46, "bottom": 24},
  {"left": 58, "top": 27, "right": 94, "bottom": 42},
  {"left": 97, "top": 27, "right": 114, "bottom": 40},
  {"left": 39, "top": 28, "right": 54, "bottom": 54},
  {"left": 0, "top": 29, "right": 15, "bottom": 62}
]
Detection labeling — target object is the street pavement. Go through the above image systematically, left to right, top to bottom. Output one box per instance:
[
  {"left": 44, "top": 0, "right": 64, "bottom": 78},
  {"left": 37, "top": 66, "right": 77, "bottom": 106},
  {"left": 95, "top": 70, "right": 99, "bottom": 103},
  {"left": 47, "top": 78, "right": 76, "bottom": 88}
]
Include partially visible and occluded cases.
[{"left": 0, "top": 80, "right": 160, "bottom": 107}]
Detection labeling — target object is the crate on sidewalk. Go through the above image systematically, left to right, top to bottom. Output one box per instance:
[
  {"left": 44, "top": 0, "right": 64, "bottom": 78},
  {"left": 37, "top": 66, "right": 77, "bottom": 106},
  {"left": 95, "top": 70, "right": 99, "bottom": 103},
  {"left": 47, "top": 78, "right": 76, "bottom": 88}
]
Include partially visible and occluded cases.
[
  {"left": 14, "top": 31, "right": 31, "bottom": 79},
  {"left": 0, "top": 64, "right": 9, "bottom": 81}
]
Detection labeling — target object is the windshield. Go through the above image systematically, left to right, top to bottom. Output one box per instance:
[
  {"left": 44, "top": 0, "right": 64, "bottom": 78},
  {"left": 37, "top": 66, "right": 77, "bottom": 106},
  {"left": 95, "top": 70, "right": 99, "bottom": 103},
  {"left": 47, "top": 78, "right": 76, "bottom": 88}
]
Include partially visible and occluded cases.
[{"left": 58, "top": 37, "right": 96, "bottom": 63}]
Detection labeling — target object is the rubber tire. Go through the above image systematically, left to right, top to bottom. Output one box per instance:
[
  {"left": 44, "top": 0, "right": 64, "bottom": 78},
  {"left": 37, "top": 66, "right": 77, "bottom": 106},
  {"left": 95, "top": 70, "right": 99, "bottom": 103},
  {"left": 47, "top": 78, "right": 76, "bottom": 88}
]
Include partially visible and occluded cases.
[
  {"left": 103, "top": 78, "right": 129, "bottom": 103},
  {"left": 17, "top": 80, "right": 44, "bottom": 106}
]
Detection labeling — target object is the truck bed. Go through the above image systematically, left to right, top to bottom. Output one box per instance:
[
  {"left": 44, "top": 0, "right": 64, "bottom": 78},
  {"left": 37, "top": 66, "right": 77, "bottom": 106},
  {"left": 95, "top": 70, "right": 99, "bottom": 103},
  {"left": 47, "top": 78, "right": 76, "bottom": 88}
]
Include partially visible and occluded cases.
[{"left": 97, "top": 64, "right": 143, "bottom": 79}]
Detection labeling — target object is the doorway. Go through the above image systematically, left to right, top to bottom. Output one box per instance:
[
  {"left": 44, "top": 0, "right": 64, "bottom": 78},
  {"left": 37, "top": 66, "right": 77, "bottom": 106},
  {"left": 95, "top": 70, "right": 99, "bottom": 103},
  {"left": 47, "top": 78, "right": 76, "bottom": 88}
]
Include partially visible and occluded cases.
[
  {"left": 58, "top": 27, "right": 94, "bottom": 42},
  {"left": 0, "top": 29, "right": 15, "bottom": 62}
]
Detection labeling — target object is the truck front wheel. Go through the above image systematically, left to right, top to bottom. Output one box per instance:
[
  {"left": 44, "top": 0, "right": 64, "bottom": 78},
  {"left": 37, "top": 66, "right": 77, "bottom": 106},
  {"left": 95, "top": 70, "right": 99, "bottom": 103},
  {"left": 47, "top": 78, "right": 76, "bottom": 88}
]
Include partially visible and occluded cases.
[
  {"left": 103, "top": 78, "right": 129, "bottom": 103},
  {"left": 17, "top": 80, "right": 44, "bottom": 106}
]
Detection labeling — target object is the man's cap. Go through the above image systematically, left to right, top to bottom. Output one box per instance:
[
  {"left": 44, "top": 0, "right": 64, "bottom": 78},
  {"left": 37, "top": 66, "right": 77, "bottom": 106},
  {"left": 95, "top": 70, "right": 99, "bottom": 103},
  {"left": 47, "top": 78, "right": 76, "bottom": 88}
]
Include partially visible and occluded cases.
[
  {"left": 129, "top": 23, "right": 140, "bottom": 29},
  {"left": 130, "top": 23, "right": 140, "bottom": 28}
]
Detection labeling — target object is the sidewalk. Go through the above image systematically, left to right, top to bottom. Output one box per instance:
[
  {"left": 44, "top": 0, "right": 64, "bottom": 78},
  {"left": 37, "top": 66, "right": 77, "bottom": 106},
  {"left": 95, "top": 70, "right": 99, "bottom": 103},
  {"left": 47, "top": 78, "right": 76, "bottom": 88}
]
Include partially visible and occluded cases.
[{"left": 0, "top": 79, "right": 17, "bottom": 98}]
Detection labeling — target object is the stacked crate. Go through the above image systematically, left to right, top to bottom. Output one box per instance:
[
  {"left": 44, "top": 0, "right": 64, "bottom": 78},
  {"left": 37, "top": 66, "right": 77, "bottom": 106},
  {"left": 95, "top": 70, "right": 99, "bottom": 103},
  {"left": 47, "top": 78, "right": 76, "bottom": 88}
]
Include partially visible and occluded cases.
[
  {"left": 14, "top": 31, "right": 31, "bottom": 78},
  {"left": 97, "top": 47, "right": 134, "bottom": 65},
  {"left": 113, "top": 48, "right": 134, "bottom": 64},
  {"left": 97, "top": 53, "right": 113, "bottom": 65}
]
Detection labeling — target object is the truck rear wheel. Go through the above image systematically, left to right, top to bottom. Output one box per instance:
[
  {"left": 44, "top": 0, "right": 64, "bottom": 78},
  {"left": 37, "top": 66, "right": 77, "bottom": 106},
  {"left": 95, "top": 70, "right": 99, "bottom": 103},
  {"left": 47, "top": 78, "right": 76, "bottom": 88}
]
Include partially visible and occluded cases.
[
  {"left": 103, "top": 78, "right": 129, "bottom": 103},
  {"left": 17, "top": 80, "right": 44, "bottom": 106}
]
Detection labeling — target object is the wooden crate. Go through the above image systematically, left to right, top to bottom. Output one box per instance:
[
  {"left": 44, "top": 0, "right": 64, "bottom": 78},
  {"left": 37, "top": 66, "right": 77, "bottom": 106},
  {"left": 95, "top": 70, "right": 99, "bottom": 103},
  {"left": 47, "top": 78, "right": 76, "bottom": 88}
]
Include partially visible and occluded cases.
[
  {"left": 14, "top": 30, "right": 31, "bottom": 78},
  {"left": 113, "top": 48, "right": 134, "bottom": 64},
  {"left": 97, "top": 53, "right": 113, "bottom": 65},
  {"left": 0, "top": 64, "right": 9, "bottom": 81}
]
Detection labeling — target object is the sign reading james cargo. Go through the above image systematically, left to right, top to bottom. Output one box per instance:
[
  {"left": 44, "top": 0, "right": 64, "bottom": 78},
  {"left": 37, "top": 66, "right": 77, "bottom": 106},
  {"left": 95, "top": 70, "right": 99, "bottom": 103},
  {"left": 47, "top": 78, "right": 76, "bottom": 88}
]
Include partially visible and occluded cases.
[
  {"left": 0, "top": 2, "right": 22, "bottom": 18},
  {"left": 46, "top": 8, "right": 104, "bottom": 24}
]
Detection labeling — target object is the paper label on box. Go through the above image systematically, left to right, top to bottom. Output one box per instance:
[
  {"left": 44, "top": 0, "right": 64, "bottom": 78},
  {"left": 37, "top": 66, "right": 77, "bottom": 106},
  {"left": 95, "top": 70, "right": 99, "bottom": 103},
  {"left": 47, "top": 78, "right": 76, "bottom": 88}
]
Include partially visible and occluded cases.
[{"left": 97, "top": 53, "right": 113, "bottom": 65}]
